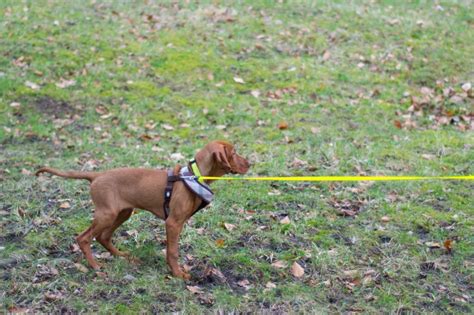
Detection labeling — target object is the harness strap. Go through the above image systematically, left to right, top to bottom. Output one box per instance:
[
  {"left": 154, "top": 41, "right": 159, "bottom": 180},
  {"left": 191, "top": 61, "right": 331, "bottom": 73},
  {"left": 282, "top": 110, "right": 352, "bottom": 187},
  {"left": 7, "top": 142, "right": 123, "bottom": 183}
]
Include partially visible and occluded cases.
[
  {"left": 163, "top": 163, "right": 213, "bottom": 219},
  {"left": 163, "top": 170, "right": 176, "bottom": 220}
]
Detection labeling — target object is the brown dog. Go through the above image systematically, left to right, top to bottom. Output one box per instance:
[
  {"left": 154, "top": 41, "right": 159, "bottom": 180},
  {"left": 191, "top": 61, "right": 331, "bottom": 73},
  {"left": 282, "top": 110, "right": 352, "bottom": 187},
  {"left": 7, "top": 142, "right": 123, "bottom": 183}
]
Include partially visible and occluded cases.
[{"left": 36, "top": 141, "right": 249, "bottom": 279}]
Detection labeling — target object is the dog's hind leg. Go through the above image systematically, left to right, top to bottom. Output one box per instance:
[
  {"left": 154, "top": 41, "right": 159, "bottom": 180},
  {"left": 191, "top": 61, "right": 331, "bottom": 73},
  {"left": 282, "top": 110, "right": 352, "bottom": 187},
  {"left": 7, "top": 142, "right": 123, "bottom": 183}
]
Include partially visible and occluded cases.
[
  {"left": 96, "top": 208, "right": 133, "bottom": 257},
  {"left": 76, "top": 209, "right": 118, "bottom": 270}
]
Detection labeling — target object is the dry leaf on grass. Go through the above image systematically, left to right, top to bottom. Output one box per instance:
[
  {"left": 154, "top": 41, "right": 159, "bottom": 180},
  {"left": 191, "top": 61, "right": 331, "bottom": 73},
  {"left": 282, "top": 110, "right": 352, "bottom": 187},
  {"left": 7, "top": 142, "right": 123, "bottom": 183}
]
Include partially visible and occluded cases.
[
  {"left": 322, "top": 50, "right": 331, "bottom": 61},
  {"left": 233, "top": 77, "right": 245, "bottom": 84},
  {"left": 55, "top": 79, "right": 76, "bottom": 89},
  {"left": 25, "top": 81, "right": 40, "bottom": 90},
  {"left": 250, "top": 90, "right": 260, "bottom": 98},
  {"left": 277, "top": 121, "right": 288, "bottom": 130},
  {"left": 162, "top": 124, "right": 174, "bottom": 130},
  {"left": 59, "top": 202, "right": 71, "bottom": 209},
  {"left": 280, "top": 216, "right": 291, "bottom": 224},
  {"left": 223, "top": 222, "right": 236, "bottom": 231},
  {"left": 443, "top": 239, "right": 453, "bottom": 253},
  {"left": 425, "top": 241, "right": 441, "bottom": 248},
  {"left": 271, "top": 260, "right": 287, "bottom": 269},
  {"left": 291, "top": 261, "right": 305, "bottom": 278},
  {"left": 74, "top": 263, "right": 88, "bottom": 273},
  {"left": 237, "top": 279, "right": 251, "bottom": 290},
  {"left": 265, "top": 282, "right": 277, "bottom": 289},
  {"left": 187, "top": 285, "right": 203, "bottom": 294}
]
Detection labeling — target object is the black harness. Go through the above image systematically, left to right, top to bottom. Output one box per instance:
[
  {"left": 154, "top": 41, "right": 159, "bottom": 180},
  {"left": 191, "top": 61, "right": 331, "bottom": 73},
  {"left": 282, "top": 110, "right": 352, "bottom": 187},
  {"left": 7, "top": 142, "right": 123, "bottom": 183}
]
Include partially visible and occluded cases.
[{"left": 163, "top": 163, "right": 214, "bottom": 220}]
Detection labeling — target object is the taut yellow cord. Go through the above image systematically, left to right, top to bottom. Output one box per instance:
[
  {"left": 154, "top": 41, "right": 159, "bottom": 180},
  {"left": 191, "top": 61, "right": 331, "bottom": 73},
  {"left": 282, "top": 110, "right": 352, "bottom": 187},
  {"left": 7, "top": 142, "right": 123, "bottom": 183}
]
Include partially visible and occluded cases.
[{"left": 200, "top": 175, "right": 474, "bottom": 182}]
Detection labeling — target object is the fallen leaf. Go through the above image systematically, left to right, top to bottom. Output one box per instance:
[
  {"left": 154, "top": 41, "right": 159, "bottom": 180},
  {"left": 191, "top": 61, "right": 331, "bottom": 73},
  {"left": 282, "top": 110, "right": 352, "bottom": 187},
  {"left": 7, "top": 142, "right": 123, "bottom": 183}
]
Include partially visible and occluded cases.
[
  {"left": 322, "top": 50, "right": 331, "bottom": 61},
  {"left": 233, "top": 77, "right": 245, "bottom": 84},
  {"left": 55, "top": 79, "right": 76, "bottom": 89},
  {"left": 25, "top": 81, "right": 40, "bottom": 90},
  {"left": 461, "top": 82, "right": 471, "bottom": 92},
  {"left": 250, "top": 90, "right": 260, "bottom": 98},
  {"left": 95, "top": 106, "right": 108, "bottom": 115},
  {"left": 393, "top": 120, "right": 402, "bottom": 129},
  {"left": 277, "top": 121, "right": 288, "bottom": 130},
  {"left": 162, "top": 124, "right": 174, "bottom": 130},
  {"left": 311, "top": 127, "right": 320, "bottom": 134},
  {"left": 152, "top": 146, "right": 163, "bottom": 152},
  {"left": 421, "top": 154, "right": 435, "bottom": 160},
  {"left": 290, "top": 157, "right": 307, "bottom": 168},
  {"left": 21, "top": 168, "right": 32, "bottom": 175},
  {"left": 268, "top": 189, "right": 281, "bottom": 196},
  {"left": 59, "top": 202, "right": 71, "bottom": 209},
  {"left": 339, "top": 209, "right": 357, "bottom": 217},
  {"left": 280, "top": 216, "right": 291, "bottom": 224},
  {"left": 380, "top": 216, "right": 390, "bottom": 223},
  {"left": 223, "top": 222, "right": 236, "bottom": 231},
  {"left": 196, "top": 228, "right": 205, "bottom": 235},
  {"left": 215, "top": 239, "right": 225, "bottom": 247},
  {"left": 443, "top": 239, "right": 453, "bottom": 253},
  {"left": 425, "top": 241, "right": 441, "bottom": 249},
  {"left": 70, "top": 243, "right": 80, "bottom": 253},
  {"left": 271, "top": 260, "right": 287, "bottom": 269},
  {"left": 291, "top": 261, "right": 305, "bottom": 278},
  {"left": 74, "top": 263, "right": 88, "bottom": 273},
  {"left": 205, "top": 267, "right": 226, "bottom": 281},
  {"left": 343, "top": 270, "right": 359, "bottom": 278},
  {"left": 237, "top": 279, "right": 251, "bottom": 290},
  {"left": 265, "top": 281, "right": 277, "bottom": 289},
  {"left": 187, "top": 285, "right": 203, "bottom": 294},
  {"left": 44, "top": 292, "right": 64, "bottom": 301}
]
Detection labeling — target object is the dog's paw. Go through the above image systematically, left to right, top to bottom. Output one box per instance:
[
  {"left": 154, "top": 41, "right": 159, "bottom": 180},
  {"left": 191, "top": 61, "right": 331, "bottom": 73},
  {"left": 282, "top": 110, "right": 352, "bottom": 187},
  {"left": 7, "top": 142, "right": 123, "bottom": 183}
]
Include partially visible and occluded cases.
[
  {"left": 91, "top": 262, "right": 103, "bottom": 270},
  {"left": 172, "top": 270, "right": 191, "bottom": 280}
]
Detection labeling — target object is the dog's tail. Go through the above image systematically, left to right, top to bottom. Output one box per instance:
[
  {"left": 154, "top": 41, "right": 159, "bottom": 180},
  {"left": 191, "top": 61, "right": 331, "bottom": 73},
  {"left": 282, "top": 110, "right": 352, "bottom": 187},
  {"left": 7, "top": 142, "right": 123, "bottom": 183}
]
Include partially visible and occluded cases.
[{"left": 35, "top": 167, "right": 100, "bottom": 182}]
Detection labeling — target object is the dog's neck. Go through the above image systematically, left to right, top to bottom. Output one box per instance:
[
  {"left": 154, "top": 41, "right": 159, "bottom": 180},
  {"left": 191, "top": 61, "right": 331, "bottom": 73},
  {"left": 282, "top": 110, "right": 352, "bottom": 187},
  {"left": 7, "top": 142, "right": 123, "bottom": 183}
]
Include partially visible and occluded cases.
[{"left": 192, "top": 154, "right": 226, "bottom": 184}]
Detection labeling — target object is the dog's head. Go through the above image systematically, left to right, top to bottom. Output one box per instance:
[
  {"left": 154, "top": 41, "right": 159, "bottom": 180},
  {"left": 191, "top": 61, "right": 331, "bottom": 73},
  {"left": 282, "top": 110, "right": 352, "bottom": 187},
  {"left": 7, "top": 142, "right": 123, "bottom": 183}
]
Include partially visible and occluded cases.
[{"left": 197, "top": 141, "right": 250, "bottom": 175}]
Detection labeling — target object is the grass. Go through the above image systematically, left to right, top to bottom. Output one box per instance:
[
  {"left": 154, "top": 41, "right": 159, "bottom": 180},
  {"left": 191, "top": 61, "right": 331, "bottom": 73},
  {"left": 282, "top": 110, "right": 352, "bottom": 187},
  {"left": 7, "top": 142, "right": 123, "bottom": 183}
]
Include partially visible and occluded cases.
[{"left": 1, "top": 0, "right": 473, "bottom": 313}]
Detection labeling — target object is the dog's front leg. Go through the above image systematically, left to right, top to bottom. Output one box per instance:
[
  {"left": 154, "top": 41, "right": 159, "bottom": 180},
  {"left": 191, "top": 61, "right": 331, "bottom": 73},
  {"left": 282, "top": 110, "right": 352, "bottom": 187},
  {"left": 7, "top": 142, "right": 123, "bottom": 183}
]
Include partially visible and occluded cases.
[{"left": 165, "top": 217, "right": 190, "bottom": 280}]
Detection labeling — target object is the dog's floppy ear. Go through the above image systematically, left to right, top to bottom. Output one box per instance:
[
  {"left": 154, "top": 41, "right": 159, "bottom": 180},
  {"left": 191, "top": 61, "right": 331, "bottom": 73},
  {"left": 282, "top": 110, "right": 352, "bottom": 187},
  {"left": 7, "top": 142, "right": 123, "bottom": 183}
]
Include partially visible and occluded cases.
[{"left": 213, "top": 144, "right": 233, "bottom": 171}]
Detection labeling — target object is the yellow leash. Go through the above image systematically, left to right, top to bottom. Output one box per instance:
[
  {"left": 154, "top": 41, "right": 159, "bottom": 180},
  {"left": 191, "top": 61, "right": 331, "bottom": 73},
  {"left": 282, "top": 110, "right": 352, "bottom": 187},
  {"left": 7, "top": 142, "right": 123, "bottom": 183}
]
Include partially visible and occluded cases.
[{"left": 200, "top": 175, "right": 474, "bottom": 181}]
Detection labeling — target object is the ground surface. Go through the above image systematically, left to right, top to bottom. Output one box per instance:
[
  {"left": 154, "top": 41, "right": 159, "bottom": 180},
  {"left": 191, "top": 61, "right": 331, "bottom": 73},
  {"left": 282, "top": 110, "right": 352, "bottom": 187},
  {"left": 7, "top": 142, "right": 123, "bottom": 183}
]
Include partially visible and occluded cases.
[{"left": 1, "top": 0, "right": 473, "bottom": 313}]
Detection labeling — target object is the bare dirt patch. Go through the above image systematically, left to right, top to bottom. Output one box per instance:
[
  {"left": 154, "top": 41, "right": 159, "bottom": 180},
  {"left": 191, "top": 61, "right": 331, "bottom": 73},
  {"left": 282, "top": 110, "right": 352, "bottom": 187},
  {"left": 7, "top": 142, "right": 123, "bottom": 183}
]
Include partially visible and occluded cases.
[{"left": 34, "top": 97, "right": 76, "bottom": 118}]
